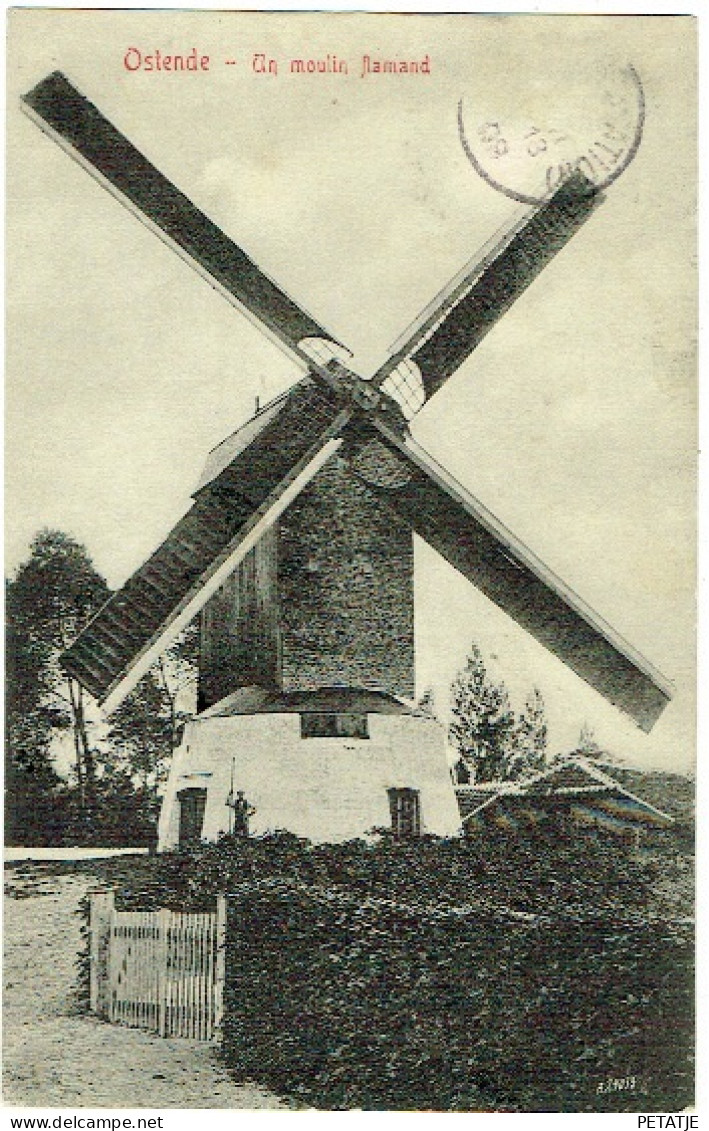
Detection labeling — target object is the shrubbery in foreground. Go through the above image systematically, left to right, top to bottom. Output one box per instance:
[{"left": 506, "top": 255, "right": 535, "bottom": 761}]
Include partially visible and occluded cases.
[
  {"left": 78, "top": 829, "right": 694, "bottom": 1111},
  {"left": 223, "top": 884, "right": 692, "bottom": 1112}
]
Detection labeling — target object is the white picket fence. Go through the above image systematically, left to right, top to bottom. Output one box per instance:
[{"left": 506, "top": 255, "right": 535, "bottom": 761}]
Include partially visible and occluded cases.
[{"left": 90, "top": 892, "right": 225, "bottom": 1041}]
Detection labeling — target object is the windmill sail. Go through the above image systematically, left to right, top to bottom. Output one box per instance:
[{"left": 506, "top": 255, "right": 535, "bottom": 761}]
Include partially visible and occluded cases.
[
  {"left": 22, "top": 71, "right": 344, "bottom": 367},
  {"left": 28, "top": 72, "right": 670, "bottom": 732},
  {"left": 375, "top": 173, "right": 602, "bottom": 414},
  {"left": 61, "top": 381, "right": 351, "bottom": 712},
  {"left": 346, "top": 418, "right": 672, "bottom": 731}
]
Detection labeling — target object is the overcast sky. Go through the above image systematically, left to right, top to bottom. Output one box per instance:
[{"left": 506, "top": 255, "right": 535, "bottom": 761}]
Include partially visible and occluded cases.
[{"left": 6, "top": 11, "right": 696, "bottom": 772}]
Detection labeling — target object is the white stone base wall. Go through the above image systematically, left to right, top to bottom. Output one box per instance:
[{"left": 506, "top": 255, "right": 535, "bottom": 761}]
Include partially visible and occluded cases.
[{"left": 157, "top": 712, "right": 461, "bottom": 849}]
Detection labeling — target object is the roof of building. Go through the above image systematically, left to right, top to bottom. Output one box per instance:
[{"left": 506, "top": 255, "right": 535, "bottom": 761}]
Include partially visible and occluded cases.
[
  {"left": 193, "top": 391, "right": 290, "bottom": 495},
  {"left": 199, "top": 685, "right": 423, "bottom": 719},
  {"left": 457, "top": 753, "right": 677, "bottom": 825},
  {"left": 584, "top": 761, "right": 695, "bottom": 822}
]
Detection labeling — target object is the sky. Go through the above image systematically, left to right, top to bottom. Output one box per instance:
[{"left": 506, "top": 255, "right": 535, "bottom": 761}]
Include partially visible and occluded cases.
[{"left": 5, "top": 10, "right": 696, "bottom": 773}]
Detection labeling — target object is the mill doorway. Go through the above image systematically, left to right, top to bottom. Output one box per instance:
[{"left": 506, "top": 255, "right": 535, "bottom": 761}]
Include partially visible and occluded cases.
[{"left": 177, "top": 787, "right": 208, "bottom": 849}]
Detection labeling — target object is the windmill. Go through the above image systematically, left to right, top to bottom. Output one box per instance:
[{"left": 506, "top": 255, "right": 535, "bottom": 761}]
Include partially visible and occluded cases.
[{"left": 22, "top": 71, "right": 672, "bottom": 846}]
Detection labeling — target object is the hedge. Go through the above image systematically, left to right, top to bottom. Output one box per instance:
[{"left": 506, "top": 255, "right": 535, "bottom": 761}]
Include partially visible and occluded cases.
[
  {"left": 76, "top": 829, "right": 694, "bottom": 1110},
  {"left": 221, "top": 881, "right": 693, "bottom": 1112}
]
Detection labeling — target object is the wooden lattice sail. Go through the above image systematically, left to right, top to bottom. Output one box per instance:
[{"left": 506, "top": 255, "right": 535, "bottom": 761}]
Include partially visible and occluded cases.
[{"left": 23, "top": 71, "right": 672, "bottom": 733}]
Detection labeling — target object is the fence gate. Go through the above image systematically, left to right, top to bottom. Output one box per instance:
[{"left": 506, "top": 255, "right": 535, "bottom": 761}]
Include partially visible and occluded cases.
[{"left": 90, "top": 892, "right": 225, "bottom": 1041}]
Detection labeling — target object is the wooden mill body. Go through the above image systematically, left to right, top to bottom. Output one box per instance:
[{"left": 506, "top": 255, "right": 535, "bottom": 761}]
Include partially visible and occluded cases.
[{"left": 199, "top": 453, "right": 415, "bottom": 710}]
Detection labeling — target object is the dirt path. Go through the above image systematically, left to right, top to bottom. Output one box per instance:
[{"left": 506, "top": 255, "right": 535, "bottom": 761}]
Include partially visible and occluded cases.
[{"left": 3, "top": 870, "right": 284, "bottom": 1108}]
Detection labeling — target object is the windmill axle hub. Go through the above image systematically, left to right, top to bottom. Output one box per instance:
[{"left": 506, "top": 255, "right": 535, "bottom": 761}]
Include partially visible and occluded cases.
[{"left": 319, "top": 359, "right": 407, "bottom": 429}]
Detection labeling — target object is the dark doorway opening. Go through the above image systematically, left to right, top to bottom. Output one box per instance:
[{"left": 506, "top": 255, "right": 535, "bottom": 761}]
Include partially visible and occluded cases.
[
  {"left": 177, "top": 787, "right": 208, "bottom": 849},
  {"left": 387, "top": 787, "right": 422, "bottom": 838}
]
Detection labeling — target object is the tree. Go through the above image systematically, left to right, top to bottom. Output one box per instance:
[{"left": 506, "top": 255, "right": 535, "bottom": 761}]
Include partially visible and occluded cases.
[
  {"left": 6, "top": 530, "right": 110, "bottom": 839},
  {"left": 6, "top": 530, "right": 200, "bottom": 846},
  {"left": 5, "top": 607, "right": 65, "bottom": 842},
  {"left": 155, "top": 623, "right": 200, "bottom": 749},
  {"left": 107, "top": 624, "right": 198, "bottom": 809},
  {"left": 448, "top": 643, "right": 515, "bottom": 782},
  {"left": 107, "top": 674, "right": 175, "bottom": 793},
  {"left": 416, "top": 686, "right": 438, "bottom": 720},
  {"left": 504, "top": 687, "right": 548, "bottom": 780},
  {"left": 572, "top": 721, "right": 621, "bottom": 764},
  {"left": 576, "top": 721, "right": 602, "bottom": 758},
  {"left": 57, "top": 766, "right": 160, "bottom": 848}
]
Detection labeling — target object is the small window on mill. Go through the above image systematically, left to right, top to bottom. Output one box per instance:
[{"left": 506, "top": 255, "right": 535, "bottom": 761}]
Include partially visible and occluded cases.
[
  {"left": 300, "top": 713, "right": 369, "bottom": 739},
  {"left": 387, "top": 787, "right": 422, "bottom": 838}
]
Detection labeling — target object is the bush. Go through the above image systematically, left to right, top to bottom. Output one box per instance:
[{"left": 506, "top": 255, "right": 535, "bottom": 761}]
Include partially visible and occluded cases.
[
  {"left": 91, "top": 823, "right": 688, "bottom": 919},
  {"left": 76, "top": 830, "right": 694, "bottom": 1111},
  {"left": 221, "top": 884, "right": 693, "bottom": 1112}
]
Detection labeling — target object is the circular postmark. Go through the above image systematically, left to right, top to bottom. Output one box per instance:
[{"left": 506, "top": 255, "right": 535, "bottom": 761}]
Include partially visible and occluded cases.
[{"left": 458, "top": 61, "right": 645, "bottom": 204}]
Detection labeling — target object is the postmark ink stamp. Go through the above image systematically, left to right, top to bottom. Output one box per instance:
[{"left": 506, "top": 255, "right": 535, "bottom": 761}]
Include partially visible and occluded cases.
[{"left": 459, "top": 60, "right": 645, "bottom": 203}]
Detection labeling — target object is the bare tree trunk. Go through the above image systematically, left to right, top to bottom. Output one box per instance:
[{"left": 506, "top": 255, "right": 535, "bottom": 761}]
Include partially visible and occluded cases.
[
  {"left": 157, "top": 658, "right": 178, "bottom": 749},
  {"left": 68, "top": 678, "right": 86, "bottom": 817},
  {"left": 69, "top": 678, "right": 96, "bottom": 813},
  {"left": 76, "top": 683, "right": 96, "bottom": 807}
]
